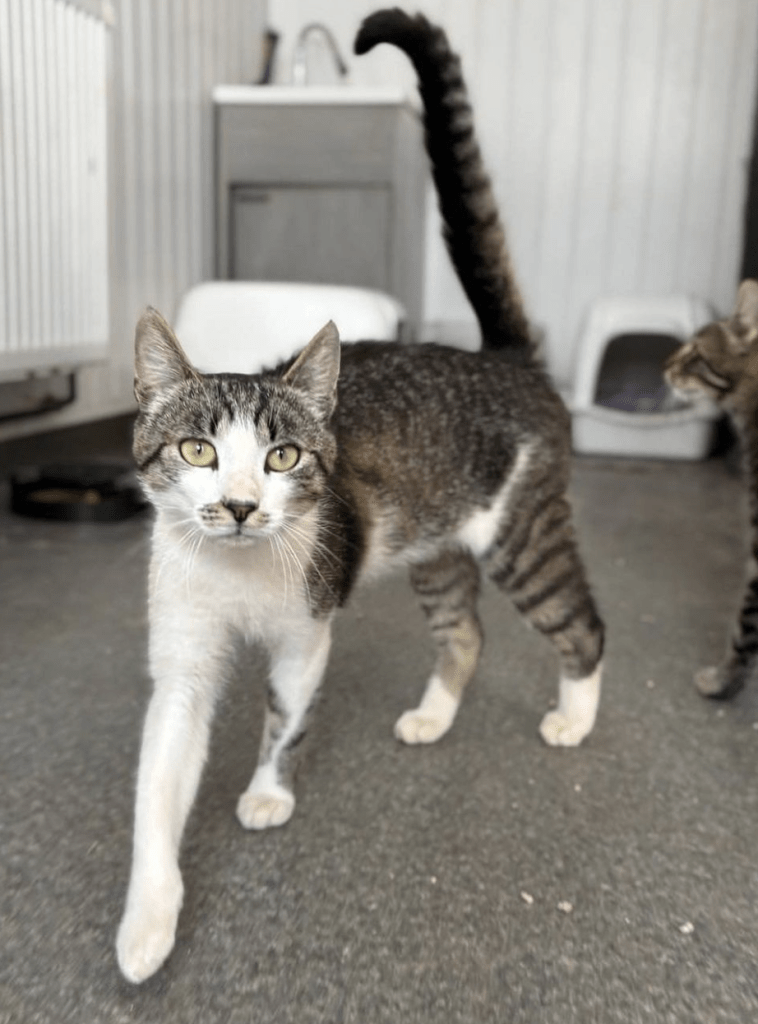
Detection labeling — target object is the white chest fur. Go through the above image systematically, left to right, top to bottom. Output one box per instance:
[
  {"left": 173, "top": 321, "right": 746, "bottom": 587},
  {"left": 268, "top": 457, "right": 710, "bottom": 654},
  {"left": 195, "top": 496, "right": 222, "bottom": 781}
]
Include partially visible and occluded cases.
[{"left": 149, "top": 512, "right": 317, "bottom": 647}]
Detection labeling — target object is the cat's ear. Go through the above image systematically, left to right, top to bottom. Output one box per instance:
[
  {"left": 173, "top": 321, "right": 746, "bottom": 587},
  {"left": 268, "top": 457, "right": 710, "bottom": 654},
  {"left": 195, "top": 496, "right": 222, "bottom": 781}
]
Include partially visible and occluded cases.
[
  {"left": 734, "top": 279, "right": 758, "bottom": 347},
  {"left": 134, "top": 307, "right": 199, "bottom": 405},
  {"left": 282, "top": 320, "right": 341, "bottom": 417}
]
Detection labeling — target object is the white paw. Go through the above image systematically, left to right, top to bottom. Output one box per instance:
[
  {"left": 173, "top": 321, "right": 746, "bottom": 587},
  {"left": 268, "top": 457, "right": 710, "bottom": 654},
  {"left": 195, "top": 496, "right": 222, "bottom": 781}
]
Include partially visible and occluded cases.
[
  {"left": 694, "top": 665, "right": 722, "bottom": 695},
  {"left": 539, "top": 667, "right": 601, "bottom": 747},
  {"left": 395, "top": 676, "right": 458, "bottom": 745},
  {"left": 394, "top": 709, "right": 452, "bottom": 744},
  {"left": 539, "top": 709, "right": 593, "bottom": 747},
  {"left": 236, "top": 789, "right": 294, "bottom": 830},
  {"left": 116, "top": 876, "right": 183, "bottom": 984}
]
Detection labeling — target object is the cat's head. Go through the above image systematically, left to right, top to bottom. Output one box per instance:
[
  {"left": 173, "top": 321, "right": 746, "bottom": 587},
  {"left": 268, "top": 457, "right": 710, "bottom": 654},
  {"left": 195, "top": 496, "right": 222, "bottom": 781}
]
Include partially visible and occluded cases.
[
  {"left": 664, "top": 280, "right": 758, "bottom": 413},
  {"left": 132, "top": 307, "right": 340, "bottom": 543}
]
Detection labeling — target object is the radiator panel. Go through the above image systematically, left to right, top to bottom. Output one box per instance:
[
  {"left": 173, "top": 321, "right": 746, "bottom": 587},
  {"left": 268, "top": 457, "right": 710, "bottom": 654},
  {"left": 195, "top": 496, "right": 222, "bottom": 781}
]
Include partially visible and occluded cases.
[{"left": 0, "top": 0, "right": 109, "bottom": 377}]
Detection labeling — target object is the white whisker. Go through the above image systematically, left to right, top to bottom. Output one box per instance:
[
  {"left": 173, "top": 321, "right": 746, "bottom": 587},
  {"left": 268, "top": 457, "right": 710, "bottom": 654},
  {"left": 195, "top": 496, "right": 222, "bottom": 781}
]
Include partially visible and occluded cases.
[
  {"left": 322, "top": 484, "right": 351, "bottom": 509},
  {"left": 282, "top": 512, "right": 343, "bottom": 556},
  {"left": 283, "top": 518, "right": 345, "bottom": 575},
  {"left": 279, "top": 520, "right": 340, "bottom": 604},
  {"left": 151, "top": 522, "right": 201, "bottom": 593},
  {"left": 183, "top": 527, "right": 206, "bottom": 595},
  {"left": 276, "top": 529, "right": 311, "bottom": 608},
  {"left": 271, "top": 533, "right": 291, "bottom": 608}
]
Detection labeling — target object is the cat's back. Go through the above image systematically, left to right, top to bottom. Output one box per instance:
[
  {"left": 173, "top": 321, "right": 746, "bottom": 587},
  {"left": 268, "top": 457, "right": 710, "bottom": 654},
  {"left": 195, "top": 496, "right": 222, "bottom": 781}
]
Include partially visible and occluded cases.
[
  {"left": 333, "top": 340, "right": 570, "bottom": 521},
  {"left": 336, "top": 340, "right": 567, "bottom": 447}
]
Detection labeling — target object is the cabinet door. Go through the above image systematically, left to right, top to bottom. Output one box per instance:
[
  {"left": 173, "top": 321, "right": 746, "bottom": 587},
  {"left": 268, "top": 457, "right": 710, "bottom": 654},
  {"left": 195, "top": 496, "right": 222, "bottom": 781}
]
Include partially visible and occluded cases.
[{"left": 230, "top": 185, "right": 391, "bottom": 289}]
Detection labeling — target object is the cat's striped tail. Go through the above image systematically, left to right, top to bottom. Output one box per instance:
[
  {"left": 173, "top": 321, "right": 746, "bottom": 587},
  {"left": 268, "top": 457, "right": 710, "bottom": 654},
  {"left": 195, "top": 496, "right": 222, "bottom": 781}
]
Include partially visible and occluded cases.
[{"left": 355, "top": 8, "right": 535, "bottom": 363}]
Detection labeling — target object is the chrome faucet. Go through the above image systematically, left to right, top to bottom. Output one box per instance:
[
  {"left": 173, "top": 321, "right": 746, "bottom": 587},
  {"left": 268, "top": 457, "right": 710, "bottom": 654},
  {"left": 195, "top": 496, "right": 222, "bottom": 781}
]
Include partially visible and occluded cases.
[{"left": 291, "top": 23, "right": 349, "bottom": 86}]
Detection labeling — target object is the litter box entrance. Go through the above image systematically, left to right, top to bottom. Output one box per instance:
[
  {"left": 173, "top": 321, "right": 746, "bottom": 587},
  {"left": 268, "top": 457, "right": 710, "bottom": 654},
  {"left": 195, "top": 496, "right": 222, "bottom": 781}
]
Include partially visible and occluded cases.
[{"left": 593, "top": 332, "right": 685, "bottom": 413}]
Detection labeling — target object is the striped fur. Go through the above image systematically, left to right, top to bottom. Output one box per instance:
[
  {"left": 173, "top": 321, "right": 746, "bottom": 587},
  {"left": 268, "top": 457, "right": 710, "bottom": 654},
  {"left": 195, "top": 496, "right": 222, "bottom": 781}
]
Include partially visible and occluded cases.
[
  {"left": 355, "top": 8, "right": 535, "bottom": 363},
  {"left": 117, "top": 9, "right": 604, "bottom": 985},
  {"left": 666, "top": 278, "right": 758, "bottom": 698}
]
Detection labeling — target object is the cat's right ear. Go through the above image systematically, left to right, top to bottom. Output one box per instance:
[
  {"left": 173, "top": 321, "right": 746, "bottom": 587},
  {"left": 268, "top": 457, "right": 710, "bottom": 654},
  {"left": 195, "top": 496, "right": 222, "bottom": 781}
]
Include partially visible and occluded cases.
[
  {"left": 734, "top": 279, "right": 758, "bottom": 346},
  {"left": 134, "top": 307, "right": 199, "bottom": 405}
]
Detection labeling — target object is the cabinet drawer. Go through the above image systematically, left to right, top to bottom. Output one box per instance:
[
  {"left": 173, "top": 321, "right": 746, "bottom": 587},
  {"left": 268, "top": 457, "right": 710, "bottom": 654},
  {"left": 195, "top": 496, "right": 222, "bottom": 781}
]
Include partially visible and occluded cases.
[
  {"left": 218, "top": 104, "right": 404, "bottom": 184},
  {"left": 230, "top": 185, "right": 391, "bottom": 289}
]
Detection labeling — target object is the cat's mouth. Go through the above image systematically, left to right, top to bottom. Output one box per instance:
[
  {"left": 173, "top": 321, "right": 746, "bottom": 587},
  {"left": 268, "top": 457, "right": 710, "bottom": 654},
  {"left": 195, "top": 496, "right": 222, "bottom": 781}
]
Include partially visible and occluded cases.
[
  {"left": 663, "top": 367, "right": 695, "bottom": 395},
  {"left": 200, "top": 513, "right": 283, "bottom": 544},
  {"left": 205, "top": 522, "right": 268, "bottom": 542},
  {"left": 219, "top": 530, "right": 261, "bottom": 545}
]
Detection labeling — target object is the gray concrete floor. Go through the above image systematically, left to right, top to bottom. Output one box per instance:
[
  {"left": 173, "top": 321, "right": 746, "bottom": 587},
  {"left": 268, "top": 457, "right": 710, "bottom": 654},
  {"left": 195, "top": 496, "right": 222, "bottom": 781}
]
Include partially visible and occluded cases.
[{"left": 2, "top": 425, "right": 758, "bottom": 1023}]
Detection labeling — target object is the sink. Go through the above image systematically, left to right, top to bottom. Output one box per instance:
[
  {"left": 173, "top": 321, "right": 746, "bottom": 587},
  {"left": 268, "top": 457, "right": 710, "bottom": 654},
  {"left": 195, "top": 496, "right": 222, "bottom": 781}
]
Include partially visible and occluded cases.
[
  {"left": 213, "top": 79, "right": 428, "bottom": 334},
  {"left": 212, "top": 84, "right": 412, "bottom": 107}
]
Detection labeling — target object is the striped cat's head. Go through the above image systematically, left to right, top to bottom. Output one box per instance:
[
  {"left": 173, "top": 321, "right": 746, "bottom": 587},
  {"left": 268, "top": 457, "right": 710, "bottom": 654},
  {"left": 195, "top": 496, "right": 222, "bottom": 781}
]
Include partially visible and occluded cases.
[
  {"left": 664, "top": 280, "right": 758, "bottom": 412},
  {"left": 132, "top": 307, "right": 340, "bottom": 542}
]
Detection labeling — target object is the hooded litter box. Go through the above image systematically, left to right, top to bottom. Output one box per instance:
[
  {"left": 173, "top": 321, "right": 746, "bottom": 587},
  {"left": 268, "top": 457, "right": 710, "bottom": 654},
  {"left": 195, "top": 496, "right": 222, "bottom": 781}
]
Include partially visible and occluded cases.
[{"left": 570, "top": 295, "right": 720, "bottom": 459}]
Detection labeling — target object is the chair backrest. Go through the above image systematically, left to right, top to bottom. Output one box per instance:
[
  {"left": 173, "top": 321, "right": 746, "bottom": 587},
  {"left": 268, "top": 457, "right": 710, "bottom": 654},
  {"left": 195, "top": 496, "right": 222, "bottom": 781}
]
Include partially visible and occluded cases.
[{"left": 173, "top": 281, "right": 406, "bottom": 374}]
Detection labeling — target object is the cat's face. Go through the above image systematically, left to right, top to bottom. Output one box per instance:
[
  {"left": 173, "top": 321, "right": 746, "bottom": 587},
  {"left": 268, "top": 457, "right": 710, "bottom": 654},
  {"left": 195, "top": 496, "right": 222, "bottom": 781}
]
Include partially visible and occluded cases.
[
  {"left": 664, "top": 279, "right": 758, "bottom": 413},
  {"left": 132, "top": 308, "right": 340, "bottom": 544},
  {"left": 664, "top": 322, "right": 746, "bottom": 405},
  {"left": 139, "top": 412, "right": 323, "bottom": 543}
]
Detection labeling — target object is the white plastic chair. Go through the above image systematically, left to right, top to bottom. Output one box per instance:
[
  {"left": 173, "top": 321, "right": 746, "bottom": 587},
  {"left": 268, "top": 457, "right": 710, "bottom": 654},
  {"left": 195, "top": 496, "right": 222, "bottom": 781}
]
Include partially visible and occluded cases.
[{"left": 172, "top": 281, "right": 406, "bottom": 374}]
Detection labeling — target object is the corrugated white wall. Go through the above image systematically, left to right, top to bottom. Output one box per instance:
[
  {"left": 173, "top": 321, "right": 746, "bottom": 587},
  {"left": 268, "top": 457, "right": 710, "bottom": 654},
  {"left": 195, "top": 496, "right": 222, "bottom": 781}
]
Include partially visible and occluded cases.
[
  {"left": 0, "top": 0, "right": 266, "bottom": 439},
  {"left": 112, "top": 0, "right": 264, "bottom": 321},
  {"left": 270, "top": 0, "right": 758, "bottom": 387}
]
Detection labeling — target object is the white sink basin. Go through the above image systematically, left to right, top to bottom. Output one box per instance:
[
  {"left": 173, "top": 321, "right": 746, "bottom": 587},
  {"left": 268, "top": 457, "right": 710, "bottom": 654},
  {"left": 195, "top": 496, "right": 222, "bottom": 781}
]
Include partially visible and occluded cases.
[{"left": 212, "top": 84, "right": 411, "bottom": 106}]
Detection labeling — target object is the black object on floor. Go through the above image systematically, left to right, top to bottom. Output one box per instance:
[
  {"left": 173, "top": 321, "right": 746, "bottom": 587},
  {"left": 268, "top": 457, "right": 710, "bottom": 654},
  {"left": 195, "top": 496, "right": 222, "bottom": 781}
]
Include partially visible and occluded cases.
[{"left": 9, "top": 462, "right": 145, "bottom": 522}]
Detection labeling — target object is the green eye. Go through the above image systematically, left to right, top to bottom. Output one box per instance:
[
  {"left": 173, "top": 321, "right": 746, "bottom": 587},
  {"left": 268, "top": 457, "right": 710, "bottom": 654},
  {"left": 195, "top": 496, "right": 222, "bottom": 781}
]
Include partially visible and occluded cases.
[
  {"left": 179, "top": 439, "right": 217, "bottom": 467},
  {"left": 266, "top": 444, "right": 300, "bottom": 473}
]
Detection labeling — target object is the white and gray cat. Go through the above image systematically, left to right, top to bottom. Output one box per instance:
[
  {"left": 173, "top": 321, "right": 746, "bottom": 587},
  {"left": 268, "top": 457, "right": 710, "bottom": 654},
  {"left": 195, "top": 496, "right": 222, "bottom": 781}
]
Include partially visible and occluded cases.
[{"left": 117, "top": 8, "right": 604, "bottom": 983}]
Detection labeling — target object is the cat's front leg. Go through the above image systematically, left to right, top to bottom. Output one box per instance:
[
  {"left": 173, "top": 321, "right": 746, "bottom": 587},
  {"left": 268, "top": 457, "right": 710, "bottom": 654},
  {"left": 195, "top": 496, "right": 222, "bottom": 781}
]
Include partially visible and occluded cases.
[
  {"left": 696, "top": 582, "right": 758, "bottom": 699},
  {"left": 116, "top": 611, "right": 230, "bottom": 984},
  {"left": 237, "top": 617, "right": 332, "bottom": 830}
]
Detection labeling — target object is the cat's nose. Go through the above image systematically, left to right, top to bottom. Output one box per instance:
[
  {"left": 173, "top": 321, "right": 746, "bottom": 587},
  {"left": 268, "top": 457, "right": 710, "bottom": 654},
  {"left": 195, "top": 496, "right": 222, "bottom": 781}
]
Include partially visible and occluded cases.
[{"left": 224, "top": 500, "right": 258, "bottom": 523}]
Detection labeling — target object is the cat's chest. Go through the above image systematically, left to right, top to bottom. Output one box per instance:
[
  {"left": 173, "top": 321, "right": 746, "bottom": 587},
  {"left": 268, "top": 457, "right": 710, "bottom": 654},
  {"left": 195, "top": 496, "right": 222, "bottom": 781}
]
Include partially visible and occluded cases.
[{"left": 150, "top": 522, "right": 313, "bottom": 642}]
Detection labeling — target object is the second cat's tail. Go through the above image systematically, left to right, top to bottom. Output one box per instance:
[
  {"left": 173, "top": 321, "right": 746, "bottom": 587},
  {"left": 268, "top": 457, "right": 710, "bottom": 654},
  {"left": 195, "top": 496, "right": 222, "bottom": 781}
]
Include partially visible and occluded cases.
[{"left": 355, "top": 8, "right": 535, "bottom": 364}]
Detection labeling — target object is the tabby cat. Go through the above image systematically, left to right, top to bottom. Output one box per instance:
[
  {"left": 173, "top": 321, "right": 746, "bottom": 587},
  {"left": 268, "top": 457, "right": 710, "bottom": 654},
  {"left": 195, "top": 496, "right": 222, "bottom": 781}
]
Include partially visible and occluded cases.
[
  {"left": 116, "top": 8, "right": 604, "bottom": 984},
  {"left": 665, "top": 278, "right": 758, "bottom": 699}
]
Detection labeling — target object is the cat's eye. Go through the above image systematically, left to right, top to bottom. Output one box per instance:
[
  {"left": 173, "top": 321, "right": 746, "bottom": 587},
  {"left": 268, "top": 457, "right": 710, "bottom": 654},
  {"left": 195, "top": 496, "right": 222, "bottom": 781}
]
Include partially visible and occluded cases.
[
  {"left": 179, "top": 438, "right": 217, "bottom": 468},
  {"left": 266, "top": 444, "right": 300, "bottom": 473}
]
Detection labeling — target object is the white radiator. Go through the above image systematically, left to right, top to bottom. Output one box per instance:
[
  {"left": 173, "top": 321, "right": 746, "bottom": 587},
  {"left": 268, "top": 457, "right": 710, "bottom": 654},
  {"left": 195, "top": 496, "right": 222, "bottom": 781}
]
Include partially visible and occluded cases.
[{"left": 0, "top": 0, "right": 109, "bottom": 378}]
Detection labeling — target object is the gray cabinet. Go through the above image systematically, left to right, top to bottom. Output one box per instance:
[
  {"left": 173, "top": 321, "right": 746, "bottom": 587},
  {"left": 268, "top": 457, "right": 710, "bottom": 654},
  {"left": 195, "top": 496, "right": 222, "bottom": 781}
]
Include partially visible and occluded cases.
[
  {"left": 213, "top": 87, "right": 427, "bottom": 335},
  {"left": 230, "top": 184, "right": 391, "bottom": 288}
]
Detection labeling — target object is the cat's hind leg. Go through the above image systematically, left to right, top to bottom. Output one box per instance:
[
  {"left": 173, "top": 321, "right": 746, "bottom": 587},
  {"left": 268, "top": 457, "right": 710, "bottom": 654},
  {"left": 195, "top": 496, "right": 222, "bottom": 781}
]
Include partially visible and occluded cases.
[
  {"left": 487, "top": 491, "right": 604, "bottom": 746},
  {"left": 396, "top": 549, "right": 483, "bottom": 744},
  {"left": 237, "top": 616, "right": 332, "bottom": 830}
]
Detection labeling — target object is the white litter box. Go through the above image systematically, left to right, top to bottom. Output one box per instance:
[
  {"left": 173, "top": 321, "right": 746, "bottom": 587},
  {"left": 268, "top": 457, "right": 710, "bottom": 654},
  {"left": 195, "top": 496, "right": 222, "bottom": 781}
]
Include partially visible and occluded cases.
[
  {"left": 173, "top": 281, "right": 407, "bottom": 375},
  {"left": 570, "top": 294, "right": 721, "bottom": 459}
]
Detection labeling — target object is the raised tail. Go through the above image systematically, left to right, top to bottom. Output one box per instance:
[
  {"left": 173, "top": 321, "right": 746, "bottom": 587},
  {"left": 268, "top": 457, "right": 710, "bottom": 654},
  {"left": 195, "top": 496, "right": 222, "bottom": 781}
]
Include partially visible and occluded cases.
[{"left": 355, "top": 8, "right": 536, "bottom": 363}]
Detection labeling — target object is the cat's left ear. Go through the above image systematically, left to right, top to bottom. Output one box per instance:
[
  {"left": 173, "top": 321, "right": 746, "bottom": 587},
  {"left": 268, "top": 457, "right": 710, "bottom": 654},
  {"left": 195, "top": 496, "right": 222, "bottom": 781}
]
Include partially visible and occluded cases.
[
  {"left": 734, "top": 279, "right": 758, "bottom": 347},
  {"left": 134, "top": 307, "right": 199, "bottom": 405},
  {"left": 282, "top": 321, "right": 341, "bottom": 418}
]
